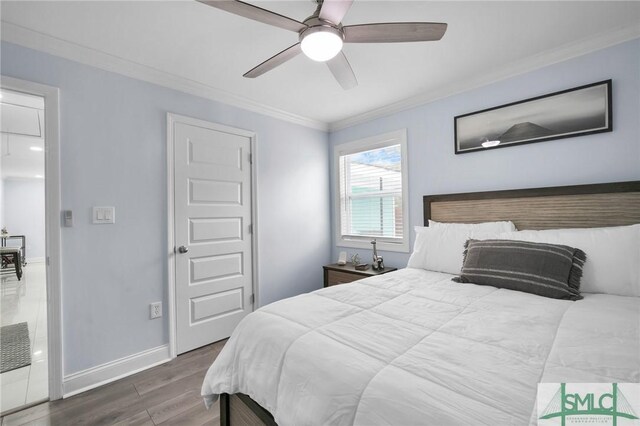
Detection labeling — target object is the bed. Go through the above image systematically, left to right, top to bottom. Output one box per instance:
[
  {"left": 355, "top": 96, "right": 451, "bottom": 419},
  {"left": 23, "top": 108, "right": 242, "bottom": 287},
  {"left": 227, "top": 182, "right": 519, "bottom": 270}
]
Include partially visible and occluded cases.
[{"left": 201, "top": 181, "right": 640, "bottom": 426}]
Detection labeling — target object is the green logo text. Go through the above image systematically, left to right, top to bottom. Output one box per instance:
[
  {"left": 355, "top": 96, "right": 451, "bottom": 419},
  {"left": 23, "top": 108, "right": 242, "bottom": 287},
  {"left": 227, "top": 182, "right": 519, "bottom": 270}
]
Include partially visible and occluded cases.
[{"left": 540, "top": 383, "right": 638, "bottom": 425}]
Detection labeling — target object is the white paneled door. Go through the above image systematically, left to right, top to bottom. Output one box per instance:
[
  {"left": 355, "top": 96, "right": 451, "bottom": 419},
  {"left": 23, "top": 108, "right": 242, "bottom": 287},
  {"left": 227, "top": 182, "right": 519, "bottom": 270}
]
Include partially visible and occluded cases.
[{"left": 171, "top": 115, "right": 254, "bottom": 355}]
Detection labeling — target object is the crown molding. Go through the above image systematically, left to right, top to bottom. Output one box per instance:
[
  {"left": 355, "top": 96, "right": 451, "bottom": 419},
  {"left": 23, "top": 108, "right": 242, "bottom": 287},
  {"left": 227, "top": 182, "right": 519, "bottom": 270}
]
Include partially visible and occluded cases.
[
  {"left": 3, "top": 20, "right": 637, "bottom": 135},
  {"left": 1, "top": 21, "right": 328, "bottom": 131},
  {"left": 329, "top": 25, "right": 640, "bottom": 132}
]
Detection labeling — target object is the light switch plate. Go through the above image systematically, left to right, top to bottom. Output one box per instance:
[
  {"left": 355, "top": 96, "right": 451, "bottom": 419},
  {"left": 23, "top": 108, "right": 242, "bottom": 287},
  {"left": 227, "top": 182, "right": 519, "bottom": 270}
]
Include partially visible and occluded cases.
[{"left": 93, "top": 206, "right": 115, "bottom": 224}]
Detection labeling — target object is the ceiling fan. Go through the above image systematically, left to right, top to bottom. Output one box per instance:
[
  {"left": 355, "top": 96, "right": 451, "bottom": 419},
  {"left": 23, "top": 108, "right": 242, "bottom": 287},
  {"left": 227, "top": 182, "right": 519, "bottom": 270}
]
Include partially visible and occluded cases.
[{"left": 198, "top": 0, "right": 448, "bottom": 90}]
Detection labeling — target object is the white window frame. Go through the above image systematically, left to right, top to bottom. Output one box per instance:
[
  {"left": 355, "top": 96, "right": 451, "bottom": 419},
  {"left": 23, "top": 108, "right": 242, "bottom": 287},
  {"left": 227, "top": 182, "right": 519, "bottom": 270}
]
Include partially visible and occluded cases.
[{"left": 333, "top": 129, "right": 409, "bottom": 253}]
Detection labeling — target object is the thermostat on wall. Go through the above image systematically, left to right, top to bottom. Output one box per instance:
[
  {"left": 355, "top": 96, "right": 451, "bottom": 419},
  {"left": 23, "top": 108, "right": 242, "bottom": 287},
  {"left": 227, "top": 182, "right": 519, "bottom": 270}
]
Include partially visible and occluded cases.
[{"left": 63, "top": 210, "right": 73, "bottom": 227}]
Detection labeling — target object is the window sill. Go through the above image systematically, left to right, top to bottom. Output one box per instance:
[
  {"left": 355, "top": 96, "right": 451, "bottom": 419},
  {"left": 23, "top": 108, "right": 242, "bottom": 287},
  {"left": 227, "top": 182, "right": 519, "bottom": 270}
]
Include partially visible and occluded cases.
[{"left": 337, "top": 238, "right": 409, "bottom": 253}]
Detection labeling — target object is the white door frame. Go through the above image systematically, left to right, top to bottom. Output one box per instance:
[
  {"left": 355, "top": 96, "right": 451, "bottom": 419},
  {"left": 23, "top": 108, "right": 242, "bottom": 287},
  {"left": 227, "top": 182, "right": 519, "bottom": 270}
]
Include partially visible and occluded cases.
[
  {"left": 1, "top": 75, "right": 64, "bottom": 400},
  {"left": 166, "top": 113, "right": 259, "bottom": 358}
]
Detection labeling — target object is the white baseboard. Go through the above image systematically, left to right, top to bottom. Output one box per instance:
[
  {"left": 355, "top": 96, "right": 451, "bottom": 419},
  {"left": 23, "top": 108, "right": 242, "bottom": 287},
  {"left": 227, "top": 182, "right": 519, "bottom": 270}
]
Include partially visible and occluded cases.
[{"left": 62, "top": 344, "right": 172, "bottom": 398}]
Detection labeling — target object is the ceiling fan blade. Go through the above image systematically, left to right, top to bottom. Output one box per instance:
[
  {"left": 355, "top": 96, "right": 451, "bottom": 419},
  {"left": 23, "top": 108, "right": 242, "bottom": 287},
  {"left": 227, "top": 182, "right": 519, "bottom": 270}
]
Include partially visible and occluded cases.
[
  {"left": 198, "top": 0, "right": 307, "bottom": 33},
  {"left": 319, "top": 0, "right": 354, "bottom": 25},
  {"left": 343, "top": 22, "right": 447, "bottom": 43},
  {"left": 243, "top": 43, "right": 302, "bottom": 78},
  {"left": 326, "top": 51, "right": 357, "bottom": 90}
]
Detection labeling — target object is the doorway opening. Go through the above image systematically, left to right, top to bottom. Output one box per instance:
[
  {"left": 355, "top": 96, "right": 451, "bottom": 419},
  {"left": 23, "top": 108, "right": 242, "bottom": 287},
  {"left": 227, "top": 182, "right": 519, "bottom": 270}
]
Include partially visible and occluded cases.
[{"left": 0, "top": 89, "right": 48, "bottom": 413}]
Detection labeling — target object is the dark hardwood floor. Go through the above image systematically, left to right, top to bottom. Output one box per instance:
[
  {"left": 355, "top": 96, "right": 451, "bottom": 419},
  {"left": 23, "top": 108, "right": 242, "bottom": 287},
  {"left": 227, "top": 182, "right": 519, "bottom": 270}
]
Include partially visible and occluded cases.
[{"left": 1, "top": 340, "right": 226, "bottom": 426}]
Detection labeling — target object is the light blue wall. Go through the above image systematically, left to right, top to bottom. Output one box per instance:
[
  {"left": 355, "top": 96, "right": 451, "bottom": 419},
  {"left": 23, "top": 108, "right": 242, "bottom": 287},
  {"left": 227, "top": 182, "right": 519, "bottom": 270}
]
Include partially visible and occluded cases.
[
  {"left": 3, "top": 37, "right": 638, "bottom": 377},
  {"left": 330, "top": 39, "right": 640, "bottom": 268},
  {"left": 1, "top": 42, "right": 331, "bottom": 375},
  {"left": 2, "top": 179, "right": 46, "bottom": 261}
]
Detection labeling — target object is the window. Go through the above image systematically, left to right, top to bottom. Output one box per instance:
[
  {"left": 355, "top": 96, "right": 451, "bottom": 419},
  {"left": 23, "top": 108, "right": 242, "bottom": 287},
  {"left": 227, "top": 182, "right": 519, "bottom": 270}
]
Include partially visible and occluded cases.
[{"left": 334, "top": 130, "right": 409, "bottom": 252}]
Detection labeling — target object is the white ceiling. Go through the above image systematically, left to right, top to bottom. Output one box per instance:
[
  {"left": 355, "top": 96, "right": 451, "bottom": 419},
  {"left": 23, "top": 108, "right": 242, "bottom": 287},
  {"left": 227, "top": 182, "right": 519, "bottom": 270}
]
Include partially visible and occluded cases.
[
  {"left": 1, "top": 1, "right": 639, "bottom": 129},
  {"left": 1, "top": 89, "right": 45, "bottom": 180}
]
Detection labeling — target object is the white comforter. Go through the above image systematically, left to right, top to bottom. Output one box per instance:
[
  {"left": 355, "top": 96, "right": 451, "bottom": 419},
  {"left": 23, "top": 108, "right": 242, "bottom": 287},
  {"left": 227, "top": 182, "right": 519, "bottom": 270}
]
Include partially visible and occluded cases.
[{"left": 201, "top": 268, "right": 640, "bottom": 425}]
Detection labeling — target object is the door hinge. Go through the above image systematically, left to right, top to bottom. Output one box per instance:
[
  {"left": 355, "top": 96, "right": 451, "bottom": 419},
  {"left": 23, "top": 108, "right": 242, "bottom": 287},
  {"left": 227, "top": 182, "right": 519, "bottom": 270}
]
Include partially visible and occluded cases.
[
  {"left": 248, "top": 153, "right": 253, "bottom": 164},
  {"left": 248, "top": 224, "right": 253, "bottom": 234},
  {"left": 46, "top": 257, "right": 50, "bottom": 266},
  {"left": 249, "top": 294, "right": 255, "bottom": 305}
]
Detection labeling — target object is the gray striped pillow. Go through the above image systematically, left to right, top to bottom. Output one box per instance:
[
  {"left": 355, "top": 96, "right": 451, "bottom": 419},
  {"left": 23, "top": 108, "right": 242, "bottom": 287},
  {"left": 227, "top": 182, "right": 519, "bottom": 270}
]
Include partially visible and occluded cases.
[{"left": 452, "top": 239, "right": 586, "bottom": 300}]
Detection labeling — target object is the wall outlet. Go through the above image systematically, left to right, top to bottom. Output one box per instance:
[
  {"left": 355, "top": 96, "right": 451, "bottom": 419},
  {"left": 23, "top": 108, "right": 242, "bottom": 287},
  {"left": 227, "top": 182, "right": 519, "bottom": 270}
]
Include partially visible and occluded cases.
[{"left": 150, "top": 302, "right": 162, "bottom": 319}]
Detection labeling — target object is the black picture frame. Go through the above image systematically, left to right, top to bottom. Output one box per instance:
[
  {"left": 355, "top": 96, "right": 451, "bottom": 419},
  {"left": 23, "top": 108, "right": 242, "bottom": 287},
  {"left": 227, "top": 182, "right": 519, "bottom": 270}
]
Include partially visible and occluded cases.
[{"left": 454, "top": 80, "right": 612, "bottom": 154}]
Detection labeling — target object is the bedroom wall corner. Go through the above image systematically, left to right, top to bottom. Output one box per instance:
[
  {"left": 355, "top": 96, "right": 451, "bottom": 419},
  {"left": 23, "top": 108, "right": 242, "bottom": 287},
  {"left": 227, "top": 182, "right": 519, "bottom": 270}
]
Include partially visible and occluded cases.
[
  {"left": 329, "top": 38, "right": 640, "bottom": 268},
  {"left": 1, "top": 41, "right": 331, "bottom": 381}
]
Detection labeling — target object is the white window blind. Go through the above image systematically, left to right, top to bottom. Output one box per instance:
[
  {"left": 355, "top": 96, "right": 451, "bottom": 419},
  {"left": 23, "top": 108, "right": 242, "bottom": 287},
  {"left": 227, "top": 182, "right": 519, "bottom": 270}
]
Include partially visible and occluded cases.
[{"left": 338, "top": 143, "right": 404, "bottom": 244}]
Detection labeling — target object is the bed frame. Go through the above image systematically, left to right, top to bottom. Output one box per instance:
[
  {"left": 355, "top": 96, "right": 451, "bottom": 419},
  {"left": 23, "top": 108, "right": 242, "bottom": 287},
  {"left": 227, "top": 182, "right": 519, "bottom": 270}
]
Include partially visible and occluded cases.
[
  {"left": 220, "top": 180, "right": 640, "bottom": 426},
  {"left": 424, "top": 181, "right": 640, "bottom": 230}
]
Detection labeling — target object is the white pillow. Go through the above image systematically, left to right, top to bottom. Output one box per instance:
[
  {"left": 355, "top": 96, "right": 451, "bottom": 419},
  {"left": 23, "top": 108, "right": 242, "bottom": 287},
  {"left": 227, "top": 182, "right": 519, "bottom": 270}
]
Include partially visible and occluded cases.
[
  {"left": 428, "top": 220, "right": 517, "bottom": 233},
  {"left": 498, "top": 224, "right": 640, "bottom": 297},
  {"left": 407, "top": 226, "right": 496, "bottom": 274}
]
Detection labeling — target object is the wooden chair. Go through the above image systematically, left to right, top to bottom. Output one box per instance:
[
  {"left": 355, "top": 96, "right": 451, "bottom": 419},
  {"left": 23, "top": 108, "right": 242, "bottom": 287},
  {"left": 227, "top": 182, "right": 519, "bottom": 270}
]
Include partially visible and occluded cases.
[{"left": 0, "top": 248, "right": 23, "bottom": 280}]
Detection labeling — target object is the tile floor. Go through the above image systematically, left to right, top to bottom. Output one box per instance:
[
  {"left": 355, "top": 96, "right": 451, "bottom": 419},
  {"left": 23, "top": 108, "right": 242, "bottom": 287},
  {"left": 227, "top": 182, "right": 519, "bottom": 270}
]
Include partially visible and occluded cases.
[{"left": 0, "top": 262, "right": 48, "bottom": 414}]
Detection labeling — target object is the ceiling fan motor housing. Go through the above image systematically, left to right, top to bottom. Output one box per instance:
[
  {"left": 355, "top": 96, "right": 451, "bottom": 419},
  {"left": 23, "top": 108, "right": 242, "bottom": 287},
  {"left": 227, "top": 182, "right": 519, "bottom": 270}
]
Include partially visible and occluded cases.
[{"left": 299, "top": 18, "right": 344, "bottom": 42}]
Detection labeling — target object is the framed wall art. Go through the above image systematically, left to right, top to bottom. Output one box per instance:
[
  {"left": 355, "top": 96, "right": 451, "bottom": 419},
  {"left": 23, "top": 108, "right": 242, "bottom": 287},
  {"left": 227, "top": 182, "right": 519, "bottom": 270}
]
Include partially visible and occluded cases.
[{"left": 454, "top": 80, "right": 612, "bottom": 154}]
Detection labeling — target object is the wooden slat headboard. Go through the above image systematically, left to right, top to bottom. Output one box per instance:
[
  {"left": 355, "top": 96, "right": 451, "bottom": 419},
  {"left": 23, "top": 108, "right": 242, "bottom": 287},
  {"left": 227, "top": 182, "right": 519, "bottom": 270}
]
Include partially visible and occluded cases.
[{"left": 423, "top": 181, "right": 640, "bottom": 230}]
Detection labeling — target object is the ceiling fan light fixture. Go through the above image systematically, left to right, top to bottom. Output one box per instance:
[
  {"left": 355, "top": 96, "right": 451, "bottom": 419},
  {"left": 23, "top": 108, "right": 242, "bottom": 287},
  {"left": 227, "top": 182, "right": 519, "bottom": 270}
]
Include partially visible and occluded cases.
[
  {"left": 200, "top": 0, "right": 448, "bottom": 89},
  {"left": 300, "top": 27, "right": 343, "bottom": 62}
]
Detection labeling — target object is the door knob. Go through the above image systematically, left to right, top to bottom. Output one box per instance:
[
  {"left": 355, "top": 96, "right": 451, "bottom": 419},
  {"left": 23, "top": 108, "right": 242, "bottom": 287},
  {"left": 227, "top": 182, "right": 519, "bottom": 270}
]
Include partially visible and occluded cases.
[{"left": 177, "top": 246, "right": 189, "bottom": 254}]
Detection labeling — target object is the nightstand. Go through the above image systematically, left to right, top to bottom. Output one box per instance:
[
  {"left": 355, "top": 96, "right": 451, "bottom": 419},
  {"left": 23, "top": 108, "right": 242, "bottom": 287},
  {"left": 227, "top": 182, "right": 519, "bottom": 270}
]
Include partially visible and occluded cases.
[{"left": 323, "top": 263, "right": 398, "bottom": 287}]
